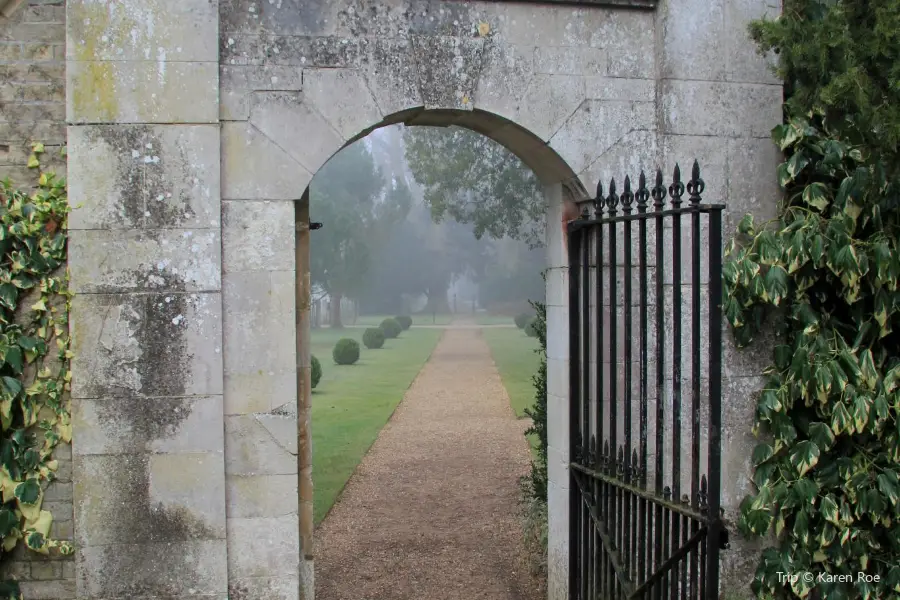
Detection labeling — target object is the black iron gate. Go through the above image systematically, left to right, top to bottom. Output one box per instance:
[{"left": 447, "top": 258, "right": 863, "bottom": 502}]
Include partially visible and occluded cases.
[{"left": 567, "top": 162, "right": 728, "bottom": 599}]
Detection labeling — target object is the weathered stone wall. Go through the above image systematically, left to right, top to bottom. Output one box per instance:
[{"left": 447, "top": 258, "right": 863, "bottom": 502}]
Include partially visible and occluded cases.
[
  {"left": 0, "top": 0, "right": 66, "bottom": 182},
  {"left": 58, "top": 1, "right": 784, "bottom": 599},
  {"left": 0, "top": 2, "right": 73, "bottom": 598}
]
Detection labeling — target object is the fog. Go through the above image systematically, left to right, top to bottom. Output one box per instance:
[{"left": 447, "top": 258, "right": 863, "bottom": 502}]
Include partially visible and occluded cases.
[{"left": 308, "top": 124, "right": 546, "bottom": 327}]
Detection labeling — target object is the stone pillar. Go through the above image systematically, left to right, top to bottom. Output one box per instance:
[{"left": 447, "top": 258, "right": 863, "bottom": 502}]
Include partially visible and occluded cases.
[
  {"left": 657, "top": 0, "right": 783, "bottom": 594},
  {"left": 66, "top": 1, "right": 227, "bottom": 598},
  {"left": 544, "top": 182, "right": 570, "bottom": 600},
  {"left": 295, "top": 191, "right": 315, "bottom": 600}
]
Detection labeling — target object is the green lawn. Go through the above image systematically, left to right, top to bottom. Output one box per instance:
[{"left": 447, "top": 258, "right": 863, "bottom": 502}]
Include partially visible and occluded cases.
[
  {"left": 350, "top": 313, "right": 453, "bottom": 327},
  {"left": 310, "top": 326, "right": 442, "bottom": 525},
  {"left": 481, "top": 327, "right": 541, "bottom": 418}
]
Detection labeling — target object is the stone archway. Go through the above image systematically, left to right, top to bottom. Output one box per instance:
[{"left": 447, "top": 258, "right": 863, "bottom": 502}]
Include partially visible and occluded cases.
[{"left": 65, "top": 1, "right": 782, "bottom": 599}]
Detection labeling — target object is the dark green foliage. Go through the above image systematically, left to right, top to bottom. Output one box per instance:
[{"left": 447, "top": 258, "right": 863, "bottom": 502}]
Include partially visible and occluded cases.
[
  {"left": 729, "top": 3, "right": 900, "bottom": 598},
  {"left": 524, "top": 301, "right": 548, "bottom": 503},
  {"left": 514, "top": 313, "right": 533, "bottom": 329},
  {"left": 395, "top": 315, "right": 413, "bottom": 330},
  {"left": 379, "top": 318, "right": 402, "bottom": 339},
  {"left": 524, "top": 318, "right": 539, "bottom": 338},
  {"left": 362, "top": 328, "right": 385, "bottom": 349},
  {"left": 332, "top": 338, "right": 360, "bottom": 366},
  {"left": 311, "top": 355, "right": 322, "bottom": 389}
]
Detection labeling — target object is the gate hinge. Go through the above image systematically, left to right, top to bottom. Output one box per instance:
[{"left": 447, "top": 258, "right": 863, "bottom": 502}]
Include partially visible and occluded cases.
[
  {"left": 310, "top": 222, "right": 323, "bottom": 230},
  {"left": 719, "top": 527, "right": 730, "bottom": 550}
]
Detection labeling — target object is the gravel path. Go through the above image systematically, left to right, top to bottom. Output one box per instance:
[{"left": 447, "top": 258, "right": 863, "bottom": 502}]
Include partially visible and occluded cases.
[{"left": 314, "top": 326, "right": 542, "bottom": 600}]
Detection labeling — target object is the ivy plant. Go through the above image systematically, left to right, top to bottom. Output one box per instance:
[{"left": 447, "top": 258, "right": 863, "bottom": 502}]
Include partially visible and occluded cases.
[
  {"left": 727, "top": 2, "right": 900, "bottom": 598},
  {"left": 0, "top": 143, "right": 74, "bottom": 599}
]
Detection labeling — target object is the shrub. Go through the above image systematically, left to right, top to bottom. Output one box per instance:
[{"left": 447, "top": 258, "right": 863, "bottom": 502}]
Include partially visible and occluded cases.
[
  {"left": 728, "top": 2, "right": 900, "bottom": 597},
  {"left": 515, "top": 312, "right": 533, "bottom": 329},
  {"left": 395, "top": 315, "right": 413, "bottom": 330},
  {"left": 380, "top": 317, "right": 402, "bottom": 339},
  {"left": 524, "top": 318, "right": 539, "bottom": 338},
  {"left": 362, "top": 327, "right": 385, "bottom": 349},
  {"left": 332, "top": 338, "right": 360, "bottom": 365},
  {"left": 311, "top": 355, "right": 322, "bottom": 389}
]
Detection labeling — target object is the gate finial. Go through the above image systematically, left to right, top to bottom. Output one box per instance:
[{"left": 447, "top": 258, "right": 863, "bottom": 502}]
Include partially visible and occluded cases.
[
  {"left": 688, "top": 160, "right": 705, "bottom": 205},
  {"left": 669, "top": 164, "right": 685, "bottom": 207},
  {"left": 651, "top": 169, "right": 666, "bottom": 210},
  {"left": 636, "top": 171, "right": 650, "bottom": 213},
  {"left": 622, "top": 176, "right": 634, "bottom": 214},
  {"left": 606, "top": 178, "right": 619, "bottom": 215},
  {"left": 594, "top": 180, "right": 604, "bottom": 218}
]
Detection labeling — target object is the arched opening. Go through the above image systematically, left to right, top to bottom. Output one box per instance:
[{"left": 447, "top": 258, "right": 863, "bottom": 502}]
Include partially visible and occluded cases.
[{"left": 288, "top": 108, "right": 580, "bottom": 598}]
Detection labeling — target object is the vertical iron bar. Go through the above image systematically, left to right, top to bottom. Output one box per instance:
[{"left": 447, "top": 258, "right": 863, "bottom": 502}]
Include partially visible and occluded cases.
[
  {"left": 689, "top": 163, "right": 704, "bottom": 599},
  {"left": 669, "top": 166, "right": 685, "bottom": 600},
  {"left": 651, "top": 169, "right": 666, "bottom": 600},
  {"left": 636, "top": 172, "right": 650, "bottom": 590},
  {"left": 622, "top": 177, "right": 634, "bottom": 583},
  {"left": 607, "top": 179, "right": 619, "bottom": 466},
  {"left": 594, "top": 186, "right": 606, "bottom": 600},
  {"left": 706, "top": 208, "right": 724, "bottom": 597},
  {"left": 568, "top": 225, "right": 581, "bottom": 600},
  {"left": 581, "top": 233, "right": 591, "bottom": 600}
]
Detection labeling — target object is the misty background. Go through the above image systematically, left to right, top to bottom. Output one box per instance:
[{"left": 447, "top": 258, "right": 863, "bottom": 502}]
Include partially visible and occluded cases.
[{"left": 309, "top": 124, "right": 547, "bottom": 327}]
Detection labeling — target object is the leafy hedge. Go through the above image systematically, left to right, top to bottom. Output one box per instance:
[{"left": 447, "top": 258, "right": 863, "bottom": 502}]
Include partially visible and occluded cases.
[
  {"left": 728, "top": 2, "right": 900, "bottom": 598},
  {"left": 0, "top": 145, "right": 74, "bottom": 598},
  {"left": 523, "top": 300, "right": 548, "bottom": 502},
  {"left": 395, "top": 315, "right": 412, "bottom": 330},
  {"left": 379, "top": 318, "right": 401, "bottom": 340},
  {"left": 362, "top": 327, "right": 385, "bottom": 349},
  {"left": 332, "top": 338, "right": 360, "bottom": 366},
  {"left": 311, "top": 355, "right": 322, "bottom": 389}
]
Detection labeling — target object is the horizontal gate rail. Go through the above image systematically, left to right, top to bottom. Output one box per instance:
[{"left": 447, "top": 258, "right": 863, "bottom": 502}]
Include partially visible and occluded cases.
[{"left": 568, "top": 162, "right": 727, "bottom": 600}]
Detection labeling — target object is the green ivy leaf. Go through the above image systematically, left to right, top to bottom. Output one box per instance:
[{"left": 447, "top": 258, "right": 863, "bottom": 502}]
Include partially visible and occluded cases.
[
  {"left": 802, "top": 181, "right": 831, "bottom": 211},
  {"left": 764, "top": 265, "right": 789, "bottom": 305},
  {"left": 0, "top": 283, "right": 16, "bottom": 311},
  {"left": 4, "top": 346, "right": 22, "bottom": 375},
  {"left": 831, "top": 401, "right": 853, "bottom": 435},
  {"left": 808, "top": 422, "right": 835, "bottom": 450},
  {"left": 789, "top": 440, "right": 820, "bottom": 477},
  {"left": 752, "top": 442, "right": 775, "bottom": 466},
  {"left": 877, "top": 470, "right": 900, "bottom": 506},
  {"left": 14, "top": 479, "right": 39, "bottom": 505},
  {"left": 821, "top": 494, "right": 840, "bottom": 525},
  {"left": 0, "top": 507, "right": 18, "bottom": 538}
]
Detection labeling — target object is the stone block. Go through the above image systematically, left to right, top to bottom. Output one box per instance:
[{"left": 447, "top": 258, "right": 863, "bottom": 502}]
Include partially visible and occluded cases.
[
  {"left": 66, "top": 0, "right": 218, "bottom": 62},
  {"left": 220, "top": 0, "right": 344, "bottom": 37},
  {"left": 661, "top": 0, "right": 727, "bottom": 81},
  {"left": 724, "top": 0, "right": 781, "bottom": 85},
  {"left": 589, "top": 10, "right": 655, "bottom": 79},
  {"left": 411, "top": 35, "right": 486, "bottom": 110},
  {"left": 359, "top": 37, "right": 421, "bottom": 118},
  {"left": 472, "top": 43, "right": 534, "bottom": 124},
  {"left": 535, "top": 46, "right": 606, "bottom": 76},
  {"left": 67, "top": 60, "right": 218, "bottom": 124},
  {"left": 219, "top": 64, "right": 303, "bottom": 122},
  {"left": 302, "top": 68, "right": 381, "bottom": 141},
  {"left": 516, "top": 74, "right": 585, "bottom": 142},
  {"left": 585, "top": 77, "right": 655, "bottom": 102},
  {"left": 661, "top": 80, "right": 782, "bottom": 138},
  {"left": 249, "top": 91, "right": 344, "bottom": 175},
  {"left": 551, "top": 99, "right": 654, "bottom": 177},
  {"left": 221, "top": 121, "right": 313, "bottom": 200},
  {"left": 67, "top": 124, "right": 220, "bottom": 230},
  {"left": 577, "top": 129, "right": 659, "bottom": 198},
  {"left": 661, "top": 134, "right": 729, "bottom": 210},
  {"left": 725, "top": 136, "right": 782, "bottom": 232},
  {"left": 222, "top": 201, "right": 295, "bottom": 273},
  {"left": 68, "top": 229, "right": 221, "bottom": 294},
  {"left": 223, "top": 270, "right": 296, "bottom": 415},
  {"left": 70, "top": 293, "right": 223, "bottom": 399},
  {"left": 73, "top": 396, "right": 224, "bottom": 455},
  {"left": 225, "top": 415, "right": 297, "bottom": 476},
  {"left": 74, "top": 453, "right": 226, "bottom": 547},
  {"left": 226, "top": 474, "right": 298, "bottom": 518},
  {"left": 226, "top": 515, "right": 299, "bottom": 580},
  {"left": 76, "top": 539, "right": 227, "bottom": 597},
  {"left": 228, "top": 575, "right": 300, "bottom": 600},
  {"left": 17, "top": 580, "right": 74, "bottom": 600}
]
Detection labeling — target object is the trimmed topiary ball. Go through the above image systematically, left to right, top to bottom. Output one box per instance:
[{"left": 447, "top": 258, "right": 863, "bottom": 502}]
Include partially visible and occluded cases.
[
  {"left": 515, "top": 313, "right": 532, "bottom": 329},
  {"left": 395, "top": 315, "right": 413, "bottom": 330},
  {"left": 380, "top": 317, "right": 402, "bottom": 339},
  {"left": 524, "top": 318, "right": 539, "bottom": 338},
  {"left": 363, "top": 327, "right": 385, "bottom": 349},
  {"left": 332, "top": 338, "right": 360, "bottom": 365},
  {"left": 311, "top": 355, "right": 322, "bottom": 389}
]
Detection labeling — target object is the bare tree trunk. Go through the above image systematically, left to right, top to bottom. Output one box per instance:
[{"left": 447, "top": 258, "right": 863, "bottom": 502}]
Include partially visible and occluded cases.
[{"left": 331, "top": 293, "right": 344, "bottom": 329}]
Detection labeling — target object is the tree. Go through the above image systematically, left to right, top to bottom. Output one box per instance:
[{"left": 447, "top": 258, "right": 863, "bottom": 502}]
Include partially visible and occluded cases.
[
  {"left": 726, "top": 2, "right": 900, "bottom": 598},
  {"left": 403, "top": 126, "right": 546, "bottom": 248},
  {"left": 310, "top": 142, "right": 387, "bottom": 327}
]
